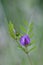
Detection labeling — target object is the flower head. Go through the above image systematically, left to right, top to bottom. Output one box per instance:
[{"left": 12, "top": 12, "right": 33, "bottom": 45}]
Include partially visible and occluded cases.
[{"left": 20, "top": 34, "right": 30, "bottom": 46}]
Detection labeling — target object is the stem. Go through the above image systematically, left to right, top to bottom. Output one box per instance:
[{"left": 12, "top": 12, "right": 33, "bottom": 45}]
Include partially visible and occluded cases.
[
  {"left": 16, "top": 40, "right": 33, "bottom": 65},
  {"left": 27, "top": 53, "right": 32, "bottom": 65}
]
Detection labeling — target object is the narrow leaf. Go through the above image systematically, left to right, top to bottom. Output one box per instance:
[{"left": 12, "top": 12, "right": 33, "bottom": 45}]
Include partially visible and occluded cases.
[
  {"left": 24, "top": 20, "right": 28, "bottom": 26},
  {"left": 8, "top": 21, "right": 16, "bottom": 39},
  {"left": 28, "top": 22, "right": 34, "bottom": 34},
  {"left": 20, "top": 25, "right": 26, "bottom": 33},
  {"left": 29, "top": 32, "right": 34, "bottom": 38},
  {"left": 31, "top": 40, "right": 36, "bottom": 44},
  {"left": 28, "top": 46, "right": 36, "bottom": 53}
]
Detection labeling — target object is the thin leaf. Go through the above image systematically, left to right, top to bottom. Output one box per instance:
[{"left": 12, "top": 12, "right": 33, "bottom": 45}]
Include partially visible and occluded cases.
[
  {"left": 24, "top": 20, "right": 28, "bottom": 26},
  {"left": 8, "top": 21, "right": 16, "bottom": 39},
  {"left": 28, "top": 22, "right": 34, "bottom": 34},
  {"left": 29, "top": 22, "right": 34, "bottom": 29},
  {"left": 20, "top": 25, "right": 26, "bottom": 33},
  {"left": 29, "top": 32, "right": 34, "bottom": 38},
  {"left": 28, "top": 39, "right": 36, "bottom": 46},
  {"left": 31, "top": 40, "right": 36, "bottom": 44},
  {"left": 28, "top": 46, "right": 36, "bottom": 53}
]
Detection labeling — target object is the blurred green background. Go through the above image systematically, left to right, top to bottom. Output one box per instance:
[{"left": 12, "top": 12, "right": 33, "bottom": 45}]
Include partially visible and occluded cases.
[{"left": 0, "top": 0, "right": 43, "bottom": 65}]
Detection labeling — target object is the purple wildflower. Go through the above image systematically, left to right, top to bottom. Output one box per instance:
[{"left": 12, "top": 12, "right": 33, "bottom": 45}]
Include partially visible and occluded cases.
[{"left": 20, "top": 34, "right": 30, "bottom": 46}]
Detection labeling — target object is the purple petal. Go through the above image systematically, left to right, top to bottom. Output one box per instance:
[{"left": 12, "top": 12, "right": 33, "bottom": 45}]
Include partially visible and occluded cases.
[{"left": 20, "top": 34, "right": 30, "bottom": 46}]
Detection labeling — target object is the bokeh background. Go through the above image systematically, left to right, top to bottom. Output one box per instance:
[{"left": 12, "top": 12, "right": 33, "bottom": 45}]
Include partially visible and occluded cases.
[{"left": 0, "top": 0, "right": 43, "bottom": 65}]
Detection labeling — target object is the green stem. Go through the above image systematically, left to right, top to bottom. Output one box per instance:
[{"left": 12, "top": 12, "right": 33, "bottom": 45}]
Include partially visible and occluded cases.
[
  {"left": 16, "top": 40, "right": 33, "bottom": 65},
  {"left": 27, "top": 54, "right": 32, "bottom": 65}
]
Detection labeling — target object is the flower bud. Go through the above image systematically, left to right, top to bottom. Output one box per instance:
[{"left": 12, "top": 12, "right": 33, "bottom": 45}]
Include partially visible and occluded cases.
[{"left": 20, "top": 34, "right": 30, "bottom": 46}]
